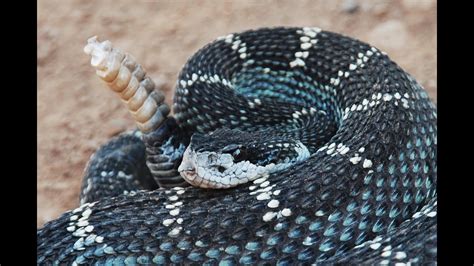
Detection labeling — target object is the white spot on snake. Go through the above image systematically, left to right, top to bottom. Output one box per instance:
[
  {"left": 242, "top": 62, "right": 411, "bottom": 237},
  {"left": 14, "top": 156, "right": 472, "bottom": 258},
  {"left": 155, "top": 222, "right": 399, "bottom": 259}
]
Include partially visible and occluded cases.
[
  {"left": 303, "top": 26, "right": 321, "bottom": 35},
  {"left": 224, "top": 34, "right": 234, "bottom": 43},
  {"left": 300, "top": 36, "right": 310, "bottom": 42},
  {"left": 231, "top": 40, "right": 241, "bottom": 50},
  {"left": 301, "top": 42, "right": 312, "bottom": 50},
  {"left": 238, "top": 46, "right": 247, "bottom": 53},
  {"left": 290, "top": 58, "right": 305, "bottom": 68},
  {"left": 349, "top": 64, "right": 357, "bottom": 70},
  {"left": 383, "top": 94, "right": 393, "bottom": 101},
  {"left": 402, "top": 98, "right": 410, "bottom": 109},
  {"left": 340, "top": 146, "right": 350, "bottom": 155},
  {"left": 326, "top": 147, "right": 335, "bottom": 155},
  {"left": 350, "top": 156, "right": 362, "bottom": 164},
  {"left": 363, "top": 159, "right": 373, "bottom": 168},
  {"left": 117, "top": 171, "right": 133, "bottom": 179},
  {"left": 253, "top": 176, "right": 268, "bottom": 184},
  {"left": 273, "top": 190, "right": 281, "bottom": 196},
  {"left": 257, "top": 192, "right": 272, "bottom": 201},
  {"left": 168, "top": 195, "right": 179, "bottom": 201},
  {"left": 267, "top": 199, "right": 280, "bottom": 208},
  {"left": 281, "top": 208, "right": 292, "bottom": 217},
  {"left": 82, "top": 209, "right": 92, "bottom": 219},
  {"left": 169, "top": 209, "right": 180, "bottom": 216},
  {"left": 315, "top": 210, "right": 325, "bottom": 216},
  {"left": 427, "top": 211, "right": 437, "bottom": 217},
  {"left": 263, "top": 212, "right": 277, "bottom": 222},
  {"left": 70, "top": 215, "right": 79, "bottom": 221},
  {"left": 163, "top": 218, "right": 175, "bottom": 227},
  {"left": 77, "top": 220, "right": 89, "bottom": 227},
  {"left": 84, "top": 225, "right": 94, "bottom": 233},
  {"left": 67, "top": 226, "right": 76, "bottom": 232},
  {"left": 168, "top": 227, "right": 182, "bottom": 236},
  {"left": 73, "top": 228, "right": 87, "bottom": 237},
  {"left": 85, "top": 234, "right": 97, "bottom": 243},
  {"left": 95, "top": 236, "right": 104, "bottom": 243},
  {"left": 302, "top": 236, "right": 314, "bottom": 246},
  {"left": 373, "top": 236, "right": 383, "bottom": 243},
  {"left": 73, "top": 237, "right": 85, "bottom": 250},
  {"left": 370, "top": 243, "right": 381, "bottom": 250},
  {"left": 381, "top": 250, "right": 392, "bottom": 257},
  {"left": 395, "top": 251, "right": 407, "bottom": 260}
]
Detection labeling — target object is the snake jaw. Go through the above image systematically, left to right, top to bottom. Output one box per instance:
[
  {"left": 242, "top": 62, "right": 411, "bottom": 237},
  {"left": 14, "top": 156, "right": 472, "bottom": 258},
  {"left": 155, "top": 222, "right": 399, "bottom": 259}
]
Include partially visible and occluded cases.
[
  {"left": 178, "top": 144, "right": 291, "bottom": 189},
  {"left": 178, "top": 147, "right": 197, "bottom": 181}
]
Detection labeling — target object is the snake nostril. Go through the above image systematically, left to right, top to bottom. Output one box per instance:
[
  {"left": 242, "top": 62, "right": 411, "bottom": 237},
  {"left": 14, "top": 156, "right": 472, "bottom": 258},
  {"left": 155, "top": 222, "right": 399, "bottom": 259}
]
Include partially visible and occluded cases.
[
  {"left": 208, "top": 154, "right": 218, "bottom": 163},
  {"left": 217, "top": 166, "right": 226, "bottom": 173}
]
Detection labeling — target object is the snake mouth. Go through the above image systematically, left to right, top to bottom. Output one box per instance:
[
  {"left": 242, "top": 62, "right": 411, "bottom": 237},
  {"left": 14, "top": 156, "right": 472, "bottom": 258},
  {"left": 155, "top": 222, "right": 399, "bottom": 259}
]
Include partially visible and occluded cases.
[
  {"left": 178, "top": 147, "right": 198, "bottom": 182},
  {"left": 181, "top": 169, "right": 197, "bottom": 181}
]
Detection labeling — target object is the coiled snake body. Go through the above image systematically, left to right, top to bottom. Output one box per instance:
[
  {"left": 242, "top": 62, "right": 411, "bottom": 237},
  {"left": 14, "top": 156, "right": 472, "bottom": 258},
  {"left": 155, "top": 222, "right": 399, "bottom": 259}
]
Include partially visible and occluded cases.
[{"left": 37, "top": 27, "right": 437, "bottom": 265}]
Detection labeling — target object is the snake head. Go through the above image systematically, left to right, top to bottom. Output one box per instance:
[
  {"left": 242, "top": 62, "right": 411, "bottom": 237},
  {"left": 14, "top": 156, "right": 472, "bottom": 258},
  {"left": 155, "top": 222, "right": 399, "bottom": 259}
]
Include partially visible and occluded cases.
[{"left": 178, "top": 128, "right": 310, "bottom": 189}]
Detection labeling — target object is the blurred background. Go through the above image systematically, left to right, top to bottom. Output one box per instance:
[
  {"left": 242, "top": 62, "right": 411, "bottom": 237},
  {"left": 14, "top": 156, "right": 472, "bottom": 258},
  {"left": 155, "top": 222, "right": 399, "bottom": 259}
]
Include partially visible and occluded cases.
[{"left": 37, "top": 0, "right": 436, "bottom": 227}]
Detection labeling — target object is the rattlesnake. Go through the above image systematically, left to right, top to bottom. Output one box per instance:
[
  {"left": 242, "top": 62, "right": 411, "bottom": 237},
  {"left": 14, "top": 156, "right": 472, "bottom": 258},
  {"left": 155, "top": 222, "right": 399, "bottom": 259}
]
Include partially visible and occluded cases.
[{"left": 37, "top": 27, "right": 437, "bottom": 265}]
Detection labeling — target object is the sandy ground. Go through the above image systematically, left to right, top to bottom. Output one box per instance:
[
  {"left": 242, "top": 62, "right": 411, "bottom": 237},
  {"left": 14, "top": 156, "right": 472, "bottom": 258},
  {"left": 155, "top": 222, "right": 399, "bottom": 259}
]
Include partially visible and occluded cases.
[{"left": 37, "top": 0, "right": 437, "bottom": 227}]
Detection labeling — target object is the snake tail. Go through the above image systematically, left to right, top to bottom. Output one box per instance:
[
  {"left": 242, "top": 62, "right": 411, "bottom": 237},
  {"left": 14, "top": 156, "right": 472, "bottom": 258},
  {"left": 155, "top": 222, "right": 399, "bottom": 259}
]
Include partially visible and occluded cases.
[{"left": 84, "top": 36, "right": 170, "bottom": 133}]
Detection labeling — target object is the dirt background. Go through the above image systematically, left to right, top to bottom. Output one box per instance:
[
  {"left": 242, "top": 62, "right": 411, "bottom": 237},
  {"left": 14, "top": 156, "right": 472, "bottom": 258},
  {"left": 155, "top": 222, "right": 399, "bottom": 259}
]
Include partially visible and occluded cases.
[{"left": 37, "top": 0, "right": 437, "bottom": 227}]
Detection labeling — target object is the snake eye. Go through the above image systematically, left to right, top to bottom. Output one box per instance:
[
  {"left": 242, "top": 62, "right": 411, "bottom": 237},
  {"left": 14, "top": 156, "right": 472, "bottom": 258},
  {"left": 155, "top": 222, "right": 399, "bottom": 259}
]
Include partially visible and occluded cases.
[
  {"left": 222, "top": 144, "right": 241, "bottom": 154},
  {"left": 222, "top": 144, "right": 248, "bottom": 162}
]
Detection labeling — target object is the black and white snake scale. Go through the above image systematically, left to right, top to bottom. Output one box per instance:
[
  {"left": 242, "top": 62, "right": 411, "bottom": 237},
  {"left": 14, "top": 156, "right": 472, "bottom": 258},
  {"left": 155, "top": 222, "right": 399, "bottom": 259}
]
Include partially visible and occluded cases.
[{"left": 37, "top": 27, "right": 437, "bottom": 265}]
